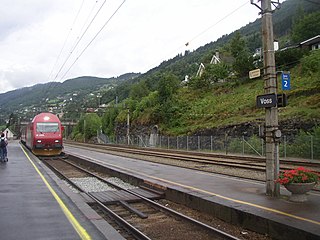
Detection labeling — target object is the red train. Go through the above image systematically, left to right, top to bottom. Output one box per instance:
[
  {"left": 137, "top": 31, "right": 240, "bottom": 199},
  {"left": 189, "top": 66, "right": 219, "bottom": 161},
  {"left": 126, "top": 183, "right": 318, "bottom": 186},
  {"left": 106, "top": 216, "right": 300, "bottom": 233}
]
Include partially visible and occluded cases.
[{"left": 21, "top": 112, "right": 64, "bottom": 156}]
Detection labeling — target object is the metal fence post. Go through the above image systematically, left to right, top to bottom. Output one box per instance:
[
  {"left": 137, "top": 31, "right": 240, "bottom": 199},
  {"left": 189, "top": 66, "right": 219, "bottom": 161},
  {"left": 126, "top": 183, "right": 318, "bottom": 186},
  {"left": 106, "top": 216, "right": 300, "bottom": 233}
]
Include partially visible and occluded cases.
[
  {"left": 242, "top": 135, "right": 245, "bottom": 155},
  {"left": 284, "top": 135, "right": 287, "bottom": 158},
  {"left": 311, "top": 135, "right": 314, "bottom": 160},
  {"left": 167, "top": 136, "right": 169, "bottom": 149},
  {"left": 177, "top": 136, "right": 179, "bottom": 150},
  {"left": 187, "top": 136, "right": 189, "bottom": 151},
  {"left": 198, "top": 136, "right": 200, "bottom": 151},
  {"left": 211, "top": 136, "right": 213, "bottom": 152}
]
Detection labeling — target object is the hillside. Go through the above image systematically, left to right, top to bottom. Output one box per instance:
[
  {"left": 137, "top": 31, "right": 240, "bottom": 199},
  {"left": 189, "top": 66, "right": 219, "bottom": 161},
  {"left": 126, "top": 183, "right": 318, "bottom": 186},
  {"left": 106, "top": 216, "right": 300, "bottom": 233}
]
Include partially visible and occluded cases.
[
  {"left": 1, "top": 0, "right": 319, "bottom": 138},
  {"left": 101, "top": 0, "right": 320, "bottom": 105},
  {"left": 0, "top": 73, "right": 140, "bottom": 123}
]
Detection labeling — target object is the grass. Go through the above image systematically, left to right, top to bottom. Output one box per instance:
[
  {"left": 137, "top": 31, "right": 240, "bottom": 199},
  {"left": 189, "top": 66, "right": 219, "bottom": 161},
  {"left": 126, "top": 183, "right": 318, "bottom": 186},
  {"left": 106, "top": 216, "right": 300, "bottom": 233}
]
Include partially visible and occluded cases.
[{"left": 128, "top": 51, "right": 320, "bottom": 136}]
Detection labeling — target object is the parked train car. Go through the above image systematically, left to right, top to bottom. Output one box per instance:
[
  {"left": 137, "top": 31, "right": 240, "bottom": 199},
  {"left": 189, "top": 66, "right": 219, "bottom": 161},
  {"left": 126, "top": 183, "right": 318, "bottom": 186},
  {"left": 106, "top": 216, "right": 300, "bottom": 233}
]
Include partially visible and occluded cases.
[{"left": 21, "top": 112, "right": 64, "bottom": 156}]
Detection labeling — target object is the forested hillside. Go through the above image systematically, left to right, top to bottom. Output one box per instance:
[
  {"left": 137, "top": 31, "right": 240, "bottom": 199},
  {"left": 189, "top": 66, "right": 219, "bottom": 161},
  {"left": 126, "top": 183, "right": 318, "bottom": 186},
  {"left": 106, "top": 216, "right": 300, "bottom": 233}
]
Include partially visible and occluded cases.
[
  {"left": 1, "top": 0, "right": 320, "bottom": 140},
  {"left": 91, "top": 0, "right": 320, "bottom": 137},
  {"left": 0, "top": 73, "right": 139, "bottom": 124}
]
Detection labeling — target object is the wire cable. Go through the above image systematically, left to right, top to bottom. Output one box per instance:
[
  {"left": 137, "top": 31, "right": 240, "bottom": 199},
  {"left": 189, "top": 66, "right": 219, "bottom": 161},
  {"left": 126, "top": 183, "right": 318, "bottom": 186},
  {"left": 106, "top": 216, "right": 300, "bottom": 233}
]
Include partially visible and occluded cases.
[
  {"left": 47, "top": 0, "right": 85, "bottom": 81},
  {"left": 54, "top": 0, "right": 107, "bottom": 80},
  {"left": 60, "top": 0, "right": 127, "bottom": 80},
  {"left": 145, "top": 0, "right": 250, "bottom": 72},
  {"left": 186, "top": 0, "right": 249, "bottom": 46},
  {"left": 304, "top": 0, "right": 320, "bottom": 5}
]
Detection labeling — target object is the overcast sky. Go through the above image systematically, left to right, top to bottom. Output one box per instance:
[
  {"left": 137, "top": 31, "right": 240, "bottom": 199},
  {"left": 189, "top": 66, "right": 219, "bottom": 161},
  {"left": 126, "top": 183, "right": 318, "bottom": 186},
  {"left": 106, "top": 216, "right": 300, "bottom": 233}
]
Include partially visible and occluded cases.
[{"left": 0, "top": 0, "right": 264, "bottom": 94}]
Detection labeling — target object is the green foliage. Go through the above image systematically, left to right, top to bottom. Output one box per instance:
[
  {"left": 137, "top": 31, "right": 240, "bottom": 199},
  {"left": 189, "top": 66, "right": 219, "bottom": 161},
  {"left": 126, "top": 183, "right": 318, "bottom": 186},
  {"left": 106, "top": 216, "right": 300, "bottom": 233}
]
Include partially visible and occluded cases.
[
  {"left": 291, "top": 11, "right": 320, "bottom": 43},
  {"left": 228, "top": 32, "right": 255, "bottom": 77},
  {"left": 275, "top": 48, "right": 308, "bottom": 70},
  {"left": 300, "top": 49, "right": 320, "bottom": 75},
  {"left": 187, "top": 63, "right": 230, "bottom": 91},
  {"left": 203, "top": 63, "right": 230, "bottom": 83},
  {"left": 157, "top": 73, "right": 180, "bottom": 104},
  {"left": 188, "top": 75, "right": 212, "bottom": 90},
  {"left": 129, "top": 81, "right": 150, "bottom": 100},
  {"left": 132, "top": 91, "right": 158, "bottom": 121},
  {"left": 101, "top": 107, "right": 119, "bottom": 136},
  {"left": 72, "top": 113, "right": 101, "bottom": 141},
  {"left": 84, "top": 113, "right": 101, "bottom": 140},
  {"left": 286, "top": 126, "right": 320, "bottom": 159},
  {"left": 228, "top": 135, "right": 263, "bottom": 156}
]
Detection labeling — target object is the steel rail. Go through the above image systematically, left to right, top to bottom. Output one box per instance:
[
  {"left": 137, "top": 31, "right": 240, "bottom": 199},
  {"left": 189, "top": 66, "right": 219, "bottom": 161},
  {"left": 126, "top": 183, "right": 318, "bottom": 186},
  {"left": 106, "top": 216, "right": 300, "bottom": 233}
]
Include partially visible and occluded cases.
[
  {"left": 42, "top": 158, "right": 151, "bottom": 240},
  {"left": 55, "top": 159, "right": 238, "bottom": 240}
]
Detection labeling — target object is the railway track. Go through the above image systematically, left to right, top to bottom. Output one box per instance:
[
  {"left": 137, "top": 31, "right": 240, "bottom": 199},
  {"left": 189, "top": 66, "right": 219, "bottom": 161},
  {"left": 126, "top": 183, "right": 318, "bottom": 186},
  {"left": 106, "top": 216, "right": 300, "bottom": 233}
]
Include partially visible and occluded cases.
[
  {"left": 64, "top": 141, "right": 320, "bottom": 193},
  {"left": 65, "top": 141, "right": 320, "bottom": 175},
  {"left": 41, "top": 156, "right": 241, "bottom": 240}
]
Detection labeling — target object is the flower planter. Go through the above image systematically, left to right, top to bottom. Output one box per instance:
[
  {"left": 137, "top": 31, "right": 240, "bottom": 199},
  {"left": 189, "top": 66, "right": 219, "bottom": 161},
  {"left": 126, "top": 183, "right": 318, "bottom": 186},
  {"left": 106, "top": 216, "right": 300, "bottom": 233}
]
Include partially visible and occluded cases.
[{"left": 284, "top": 182, "right": 316, "bottom": 202}]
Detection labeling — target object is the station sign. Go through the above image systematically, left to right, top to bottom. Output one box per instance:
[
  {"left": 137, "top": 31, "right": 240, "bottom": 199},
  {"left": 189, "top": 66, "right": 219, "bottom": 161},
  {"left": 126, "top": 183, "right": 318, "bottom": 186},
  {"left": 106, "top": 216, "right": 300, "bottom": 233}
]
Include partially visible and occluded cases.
[
  {"left": 249, "top": 69, "right": 261, "bottom": 79},
  {"left": 281, "top": 72, "right": 291, "bottom": 90},
  {"left": 256, "top": 93, "right": 277, "bottom": 108}
]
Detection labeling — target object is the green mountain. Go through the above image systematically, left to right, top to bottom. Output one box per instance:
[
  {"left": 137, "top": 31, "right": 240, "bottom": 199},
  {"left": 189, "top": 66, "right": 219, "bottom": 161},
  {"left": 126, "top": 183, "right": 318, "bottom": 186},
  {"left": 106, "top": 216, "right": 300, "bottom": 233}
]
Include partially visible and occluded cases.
[
  {"left": 1, "top": 0, "right": 319, "bottom": 137},
  {"left": 0, "top": 73, "right": 140, "bottom": 124}
]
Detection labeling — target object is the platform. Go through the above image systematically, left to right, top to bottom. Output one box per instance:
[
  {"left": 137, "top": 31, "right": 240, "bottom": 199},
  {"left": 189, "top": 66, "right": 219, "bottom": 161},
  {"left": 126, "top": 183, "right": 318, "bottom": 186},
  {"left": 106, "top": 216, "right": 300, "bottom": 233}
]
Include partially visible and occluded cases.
[
  {"left": 0, "top": 140, "right": 124, "bottom": 240},
  {"left": 65, "top": 144, "right": 320, "bottom": 240}
]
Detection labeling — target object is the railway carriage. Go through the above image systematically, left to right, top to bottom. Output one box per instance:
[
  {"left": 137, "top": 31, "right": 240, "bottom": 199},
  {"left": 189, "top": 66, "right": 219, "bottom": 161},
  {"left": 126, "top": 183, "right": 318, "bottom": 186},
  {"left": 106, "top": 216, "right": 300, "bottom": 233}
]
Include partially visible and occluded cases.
[{"left": 21, "top": 112, "right": 64, "bottom": 156}]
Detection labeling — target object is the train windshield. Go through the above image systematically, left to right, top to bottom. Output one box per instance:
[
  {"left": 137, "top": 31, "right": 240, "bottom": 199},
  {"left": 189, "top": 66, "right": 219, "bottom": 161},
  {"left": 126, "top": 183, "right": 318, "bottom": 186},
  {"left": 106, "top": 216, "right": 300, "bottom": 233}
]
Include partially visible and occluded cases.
[{"left": 36, "top": 122, "right": 59, "bottom": 133}]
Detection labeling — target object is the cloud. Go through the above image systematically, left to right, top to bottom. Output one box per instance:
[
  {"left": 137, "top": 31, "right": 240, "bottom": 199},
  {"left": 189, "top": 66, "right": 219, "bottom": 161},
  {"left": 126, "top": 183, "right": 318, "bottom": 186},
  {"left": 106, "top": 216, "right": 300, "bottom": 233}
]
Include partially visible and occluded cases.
[{"left": 0, "top": 0, "right": 261, "bottom": 93}]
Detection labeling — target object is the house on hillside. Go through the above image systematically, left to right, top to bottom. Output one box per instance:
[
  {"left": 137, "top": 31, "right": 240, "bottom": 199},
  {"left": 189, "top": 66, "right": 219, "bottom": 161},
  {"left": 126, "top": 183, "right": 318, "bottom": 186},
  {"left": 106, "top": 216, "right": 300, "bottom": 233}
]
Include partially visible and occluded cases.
[
  {"left": 299, "top": 35, "right": 320, "bottom": 50},
  {"left": 2, "top": 128, "right": 16, "bottom": 140}
]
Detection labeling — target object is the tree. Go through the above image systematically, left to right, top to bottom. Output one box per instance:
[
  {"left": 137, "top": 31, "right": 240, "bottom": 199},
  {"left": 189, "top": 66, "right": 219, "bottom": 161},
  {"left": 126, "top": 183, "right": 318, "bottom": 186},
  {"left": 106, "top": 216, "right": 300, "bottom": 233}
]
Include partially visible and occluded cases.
[
  {"left": 291, "top": 11, "right": 320, "bottom": 43},
  {"left": 229, "top": 32, "right": 255, "bottom": 78},
  {"left": 202, "top": 63, "right": 230, "bottom": 83},
  {"left": 157, "top": 73, "right": 180, "bottom": 105},
  {"left": 157, "top": 73, "right": 180, "bottom": 123},
  {"left": 129, "top": 81, "right": 149, "bottom": 100},
  {"left": 102, "top": 107, "right": 119, "bottom": 137},
  {"left": 72, "top": 113, "right": 101, "bottom": 142},
  {"left": 83, "top": 113, "right": 101, "bottom": 141}
]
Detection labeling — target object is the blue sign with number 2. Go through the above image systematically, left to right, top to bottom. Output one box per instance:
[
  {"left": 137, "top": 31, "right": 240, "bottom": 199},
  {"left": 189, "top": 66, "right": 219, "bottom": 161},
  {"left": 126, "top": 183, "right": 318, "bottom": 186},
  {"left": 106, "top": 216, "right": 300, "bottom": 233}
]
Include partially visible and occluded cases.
[{"left": 282, "top": 73, "right": 291, "bottom": 90}]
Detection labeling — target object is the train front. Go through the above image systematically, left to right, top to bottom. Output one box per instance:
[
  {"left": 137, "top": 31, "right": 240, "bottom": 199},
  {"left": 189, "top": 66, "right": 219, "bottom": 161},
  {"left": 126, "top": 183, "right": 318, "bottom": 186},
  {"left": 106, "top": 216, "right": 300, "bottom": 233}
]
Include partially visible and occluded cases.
[{"left": 32, "top": 114, "right": 64, "bottom": 156}]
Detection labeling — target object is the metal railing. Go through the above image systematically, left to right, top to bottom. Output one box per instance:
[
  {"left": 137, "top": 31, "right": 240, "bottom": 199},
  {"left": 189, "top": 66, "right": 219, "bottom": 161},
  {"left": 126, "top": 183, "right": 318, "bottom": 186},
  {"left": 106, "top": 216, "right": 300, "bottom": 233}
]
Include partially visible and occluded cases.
[{"left": 98, "top": 133, "right": 320, "bottom": 160}]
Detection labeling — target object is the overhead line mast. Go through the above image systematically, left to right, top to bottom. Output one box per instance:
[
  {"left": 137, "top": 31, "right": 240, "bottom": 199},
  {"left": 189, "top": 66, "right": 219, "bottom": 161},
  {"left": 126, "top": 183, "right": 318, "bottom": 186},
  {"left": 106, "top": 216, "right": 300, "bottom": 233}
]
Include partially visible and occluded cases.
[{"left": 251, "top": 0, "right": 281, "bottom": 197}]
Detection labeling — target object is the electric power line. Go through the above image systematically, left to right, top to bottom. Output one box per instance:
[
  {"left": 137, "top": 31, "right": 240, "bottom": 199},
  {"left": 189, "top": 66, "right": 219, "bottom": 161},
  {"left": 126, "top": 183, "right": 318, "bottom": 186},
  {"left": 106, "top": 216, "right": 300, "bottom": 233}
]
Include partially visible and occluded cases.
[
  {"left": 47, "top": 0, "right": 85, "bottom": 81},
  {"left": 54, "top": 0, "right": 107, "bottom": 80},
  {"left": 60, "top": 0, "right": 127, "bottom": 81},
  {"left": 145, "top": 0, "right": 250, "bottom": 72},
  {"left": 186, "top": 0, "right": 249, "bottom": 46},
  {"left": 304, "top": 0, "right": 320, "bottom": 5}
]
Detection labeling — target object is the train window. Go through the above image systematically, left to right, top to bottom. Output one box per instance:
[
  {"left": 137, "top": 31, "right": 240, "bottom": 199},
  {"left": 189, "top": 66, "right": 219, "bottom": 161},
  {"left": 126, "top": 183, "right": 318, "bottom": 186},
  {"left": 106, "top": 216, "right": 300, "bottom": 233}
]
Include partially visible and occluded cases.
[{"left": 36, "top": 122, "right": 59, "bottom": 133}]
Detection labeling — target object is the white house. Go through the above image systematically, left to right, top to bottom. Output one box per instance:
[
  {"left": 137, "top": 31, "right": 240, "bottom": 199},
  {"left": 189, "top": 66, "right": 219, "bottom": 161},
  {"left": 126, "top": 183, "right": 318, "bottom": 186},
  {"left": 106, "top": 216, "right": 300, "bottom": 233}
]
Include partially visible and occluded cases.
[{"left": 3, "top": 128, "right": 15, "bottom": 140}]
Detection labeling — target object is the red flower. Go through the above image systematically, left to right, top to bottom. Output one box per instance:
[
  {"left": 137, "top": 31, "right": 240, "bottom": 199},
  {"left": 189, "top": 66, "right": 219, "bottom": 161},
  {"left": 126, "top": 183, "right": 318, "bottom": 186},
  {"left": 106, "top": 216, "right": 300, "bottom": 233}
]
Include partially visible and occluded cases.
[{"left": 276, "top": 167, "right": 319, "bottom": 185}]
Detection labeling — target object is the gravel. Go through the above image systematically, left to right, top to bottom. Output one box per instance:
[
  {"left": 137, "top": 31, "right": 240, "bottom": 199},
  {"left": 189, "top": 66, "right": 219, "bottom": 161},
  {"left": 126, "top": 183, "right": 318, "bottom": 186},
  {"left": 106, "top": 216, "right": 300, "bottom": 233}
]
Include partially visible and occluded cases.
[
  {"left": 65, "top": 176, "right": 138, "bottom": 193},
  {"left": 70, "top": 177, "right": 116, "bottom": 192},
  {"left": 106, "top": 177, "right": 138, "bottom": 189}
]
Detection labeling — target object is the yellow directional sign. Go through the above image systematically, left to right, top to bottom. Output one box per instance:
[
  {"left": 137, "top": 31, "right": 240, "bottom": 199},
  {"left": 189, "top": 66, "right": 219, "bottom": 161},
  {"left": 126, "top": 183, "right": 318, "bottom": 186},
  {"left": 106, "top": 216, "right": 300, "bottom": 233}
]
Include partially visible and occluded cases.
[{"left": 249, "top": 69, "right": 261, "bottom": 79}]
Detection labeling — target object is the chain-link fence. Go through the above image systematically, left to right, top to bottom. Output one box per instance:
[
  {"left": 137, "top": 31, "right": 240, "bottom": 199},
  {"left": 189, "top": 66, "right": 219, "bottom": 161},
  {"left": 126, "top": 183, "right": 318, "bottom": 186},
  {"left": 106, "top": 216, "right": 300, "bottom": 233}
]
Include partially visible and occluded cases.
[{"left": 98, "top": 133, "right": 320, "bottom": 160}]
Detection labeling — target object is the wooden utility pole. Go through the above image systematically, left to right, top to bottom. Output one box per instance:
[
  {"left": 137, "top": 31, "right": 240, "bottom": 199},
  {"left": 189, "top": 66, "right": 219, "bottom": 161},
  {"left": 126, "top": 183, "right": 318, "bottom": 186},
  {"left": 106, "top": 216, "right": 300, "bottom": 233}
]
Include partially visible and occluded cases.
[
  {"left": 252, "top": 0, "right": 281, "bottom": 197},
  {"left": 127, "top": 108, "right": 130, "bottom": 145}
]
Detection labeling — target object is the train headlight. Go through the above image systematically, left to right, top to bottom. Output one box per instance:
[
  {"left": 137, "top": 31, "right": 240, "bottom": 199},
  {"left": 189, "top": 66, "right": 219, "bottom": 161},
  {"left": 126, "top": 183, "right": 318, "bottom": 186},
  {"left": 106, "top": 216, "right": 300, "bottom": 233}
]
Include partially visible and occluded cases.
[
  {"left": 37, "top": 140, "right": 42, "bottom": 143},
  {"left": 55, "top": 140, "right": 60, "bottom": 143}
]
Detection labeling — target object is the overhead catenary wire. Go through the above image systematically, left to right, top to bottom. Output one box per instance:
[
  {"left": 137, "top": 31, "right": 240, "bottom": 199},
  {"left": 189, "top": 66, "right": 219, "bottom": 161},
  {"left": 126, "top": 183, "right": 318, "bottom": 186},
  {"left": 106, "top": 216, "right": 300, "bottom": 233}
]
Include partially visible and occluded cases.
[
  {"left": 43, "top": 0, "right": 86, "bottom": 102},
  {"left": 47, "top": 0, "right": 85, "bottom": 82},
  {"left": 54, "top": 0, "right": 108, "bottom": 81},
  {"left": 60, "top": 0, "right": 127, "bottom": 81},
  {"left": 145, "top": 0, "right": 250, "bottom": 72},
  {"left": 185, "top": 0, "right": 249, "bottom": 46},
  {"left": 304, "top": 0, "right": 320, "bottom": 5}
]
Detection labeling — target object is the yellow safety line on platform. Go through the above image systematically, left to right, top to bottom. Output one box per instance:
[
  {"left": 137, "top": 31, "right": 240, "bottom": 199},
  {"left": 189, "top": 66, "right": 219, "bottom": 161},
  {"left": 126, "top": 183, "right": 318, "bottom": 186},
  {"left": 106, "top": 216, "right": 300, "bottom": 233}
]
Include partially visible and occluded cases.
[
  {"left": 20, "top": 146, "right": 91, "bottom": 240},
  {"left": 73, "top": 153, "right": 320, "bottom": 227}
]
